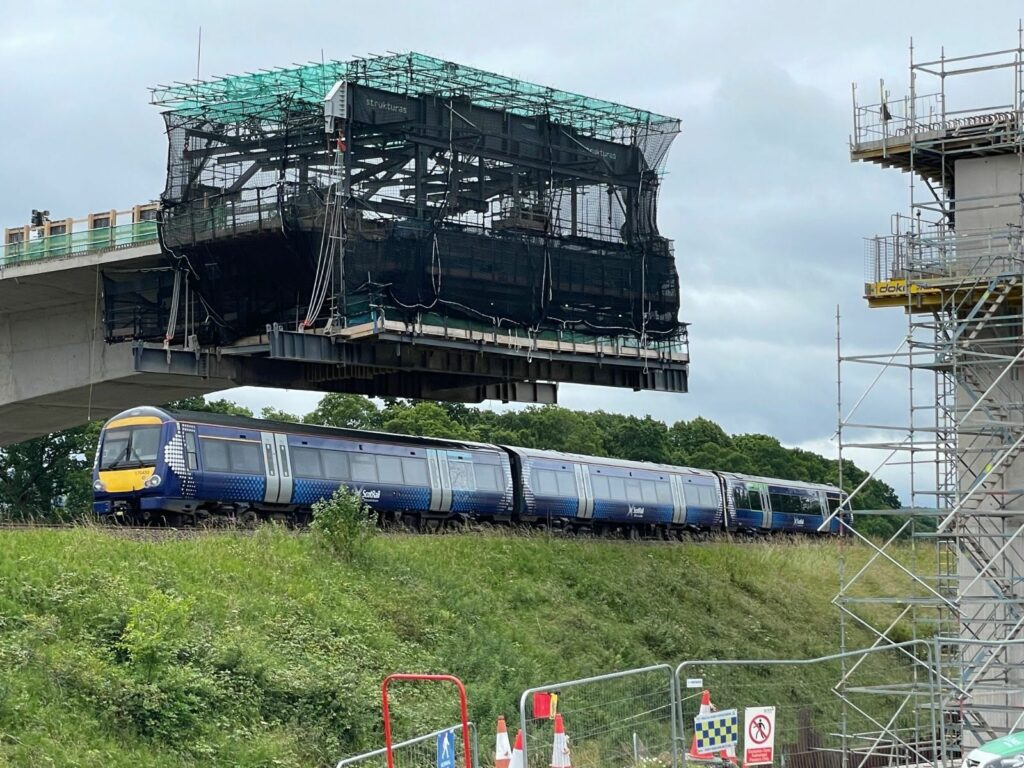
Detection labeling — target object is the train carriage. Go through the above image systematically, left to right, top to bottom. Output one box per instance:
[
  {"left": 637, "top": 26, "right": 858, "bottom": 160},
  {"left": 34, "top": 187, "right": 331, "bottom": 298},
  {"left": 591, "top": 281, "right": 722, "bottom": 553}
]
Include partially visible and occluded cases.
[
  {"left": 93, "top": 407, "right": 514, "bottom": 526},
  {"left": 507, "top": 447, "right": 725, "bottom": 536},
  {"left": 718, "top": 472, "right": 848, "bottom": 535}
]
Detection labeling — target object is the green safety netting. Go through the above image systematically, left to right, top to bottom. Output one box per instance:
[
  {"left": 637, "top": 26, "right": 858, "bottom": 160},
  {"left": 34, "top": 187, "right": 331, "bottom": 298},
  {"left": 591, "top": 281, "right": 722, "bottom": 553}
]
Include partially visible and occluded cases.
[{"left": 151, "top": 51, "right": 679, "bottom": 142}]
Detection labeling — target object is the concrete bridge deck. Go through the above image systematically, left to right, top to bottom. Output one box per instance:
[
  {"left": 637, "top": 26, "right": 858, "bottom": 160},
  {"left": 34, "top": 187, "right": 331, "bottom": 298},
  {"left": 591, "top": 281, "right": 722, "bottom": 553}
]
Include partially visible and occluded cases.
[{"left": 0, "top": 240, "right": 233, "bottom": 444}]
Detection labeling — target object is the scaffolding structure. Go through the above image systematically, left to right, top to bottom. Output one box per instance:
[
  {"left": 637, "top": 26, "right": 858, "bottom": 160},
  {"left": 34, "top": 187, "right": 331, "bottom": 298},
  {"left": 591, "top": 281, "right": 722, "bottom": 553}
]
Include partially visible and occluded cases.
[
  {"left": 838, "top": 35, "right": 1024, "bottom": 756},
  {"left": 139, "top": 52, "right": 683, "bottom": 350}
]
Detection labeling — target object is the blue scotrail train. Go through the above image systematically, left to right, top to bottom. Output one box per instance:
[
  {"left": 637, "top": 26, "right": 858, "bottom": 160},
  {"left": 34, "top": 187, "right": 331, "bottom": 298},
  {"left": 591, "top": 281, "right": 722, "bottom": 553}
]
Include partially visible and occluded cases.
[{"left": 92, "top": 407, "right": 851, "bottom": 535}]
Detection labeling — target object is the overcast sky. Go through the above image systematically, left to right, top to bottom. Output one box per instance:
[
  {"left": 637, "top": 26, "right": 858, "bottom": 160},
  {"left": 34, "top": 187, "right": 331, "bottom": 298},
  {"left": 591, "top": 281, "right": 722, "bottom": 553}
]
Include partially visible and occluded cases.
[{"left": 2, "top": 2, "right": 1020, "bottom": 500}]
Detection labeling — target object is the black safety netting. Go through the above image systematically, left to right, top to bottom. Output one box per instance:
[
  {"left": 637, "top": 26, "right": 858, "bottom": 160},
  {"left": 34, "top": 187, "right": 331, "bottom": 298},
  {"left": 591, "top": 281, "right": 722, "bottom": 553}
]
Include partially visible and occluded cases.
[{"left": 142, "top": 81, "right": 682, "bottom": 345}]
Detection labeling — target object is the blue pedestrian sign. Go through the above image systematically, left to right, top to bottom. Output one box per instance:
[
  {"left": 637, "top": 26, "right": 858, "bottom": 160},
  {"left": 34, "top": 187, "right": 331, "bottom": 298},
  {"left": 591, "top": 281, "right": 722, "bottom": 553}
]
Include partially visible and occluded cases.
[{"left": 437, "top": 729, "right": 455, "bottom": 768}]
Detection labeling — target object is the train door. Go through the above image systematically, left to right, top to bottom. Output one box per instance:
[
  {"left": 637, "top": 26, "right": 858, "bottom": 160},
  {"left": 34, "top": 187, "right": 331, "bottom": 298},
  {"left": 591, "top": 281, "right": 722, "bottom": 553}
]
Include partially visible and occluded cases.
[
  {"left": 260, "top": 432, "right": 293, "bottom": 504},
  {"left": 260, "top": 433, "right": 279, "bottom": 503},
  {"left": 273, "top": 434, "right": 293, "bottom": 504},
  {"left": 426, "top": 449, "right": 453, "bottom": 513},
  {"left": 574, "top": 464, "right": 594, "bottom": 519},
  {"left": 669, "top": 474, "right": 688, "bottom": 525},
  {"left": 755, "top": 485, "right": 771, "bottom": 530},
  {"left": 757, "top": 486, "right": 771, "bottom": 529},
  {"left": 816, "top": 490, "right": 830, "bottom": 531}
]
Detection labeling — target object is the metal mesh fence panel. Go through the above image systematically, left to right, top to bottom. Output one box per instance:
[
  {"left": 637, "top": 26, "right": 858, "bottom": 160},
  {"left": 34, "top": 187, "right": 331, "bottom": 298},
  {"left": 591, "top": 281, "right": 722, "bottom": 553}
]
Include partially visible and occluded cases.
[
  {"left": 676, "top": 644, "right": 941, "bottom": 768},
  {"left": 519, "top": 665, "right": 678, "bottom": 768},
  {"left": 335, "top": 723, "right": 478, "bottom": 768}
]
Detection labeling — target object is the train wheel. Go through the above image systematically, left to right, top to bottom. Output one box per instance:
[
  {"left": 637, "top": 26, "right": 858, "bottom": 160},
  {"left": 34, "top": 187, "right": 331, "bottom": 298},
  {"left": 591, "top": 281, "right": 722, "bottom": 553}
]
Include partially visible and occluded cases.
[{"left": 402, "top": 513, "right": 421, "bottom": 532}]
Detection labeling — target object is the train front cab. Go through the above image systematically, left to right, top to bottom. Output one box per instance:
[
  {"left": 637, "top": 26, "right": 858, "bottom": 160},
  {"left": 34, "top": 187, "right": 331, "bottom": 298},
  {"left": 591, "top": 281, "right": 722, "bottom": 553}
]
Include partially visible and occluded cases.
[{"left": 93, "top": 407, "right": 175, "bottom": 522}]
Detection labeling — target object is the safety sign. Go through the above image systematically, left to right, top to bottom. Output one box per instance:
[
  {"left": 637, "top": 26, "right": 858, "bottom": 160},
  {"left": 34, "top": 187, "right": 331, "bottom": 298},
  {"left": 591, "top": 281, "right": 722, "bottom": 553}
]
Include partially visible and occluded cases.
[
  {"left": 743, "top": 706, "right": 775, "bottom": 766},
  {"left": 694, "top": 708, "right": 739, "bottom": 752},
  {"left": 437, "top": 729, "right": 455, "bottom": 768}
]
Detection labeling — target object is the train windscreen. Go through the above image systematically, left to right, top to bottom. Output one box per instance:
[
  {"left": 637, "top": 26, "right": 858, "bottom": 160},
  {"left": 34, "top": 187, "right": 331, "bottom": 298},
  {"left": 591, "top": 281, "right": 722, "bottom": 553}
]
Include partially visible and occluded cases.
[{"left": 99, "top": 426, "right": 161, "bottom": 470}]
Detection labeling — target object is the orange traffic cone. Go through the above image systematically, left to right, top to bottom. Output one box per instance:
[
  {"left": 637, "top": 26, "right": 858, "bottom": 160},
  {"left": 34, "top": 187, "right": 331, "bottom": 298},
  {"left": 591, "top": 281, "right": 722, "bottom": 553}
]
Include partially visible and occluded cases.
[
  {"left": 688, "top": 690, "right": 716, "bottom": 760},
  {"left": 550, "top": 714, "right": 571, "bottom": 768},
  {"left": 495, "top": 717, "right": 512, "bottom": 768},
  {"left": 509, "top": 729, "right": 524, "bottom": 768}
]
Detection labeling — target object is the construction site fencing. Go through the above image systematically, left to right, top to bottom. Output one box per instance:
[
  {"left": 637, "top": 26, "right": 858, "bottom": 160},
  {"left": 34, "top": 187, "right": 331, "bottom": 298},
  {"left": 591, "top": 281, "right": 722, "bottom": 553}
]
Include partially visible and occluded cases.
[
  {"left": 676, "top": 643, "right": 942, "bottom": 768},
  {"left": 518, "top": 664, "right": 678, "bottom": 768},
  {"left": 335, "top": 723, "right": 478, "bottom": 768}
]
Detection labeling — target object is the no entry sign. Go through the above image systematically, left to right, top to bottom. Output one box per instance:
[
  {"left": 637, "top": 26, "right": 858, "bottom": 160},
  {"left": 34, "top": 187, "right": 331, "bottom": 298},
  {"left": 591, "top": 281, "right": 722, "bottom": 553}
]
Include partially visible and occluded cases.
[{"left": 744, "top": 706, "right": 776, "bottom": 766}]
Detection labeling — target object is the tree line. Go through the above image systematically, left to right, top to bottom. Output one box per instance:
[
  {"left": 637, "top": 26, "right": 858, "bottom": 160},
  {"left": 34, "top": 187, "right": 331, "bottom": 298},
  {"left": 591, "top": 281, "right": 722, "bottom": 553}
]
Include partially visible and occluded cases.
[{"left": 0, "top": 394, "right": 902, "bottom": 535}]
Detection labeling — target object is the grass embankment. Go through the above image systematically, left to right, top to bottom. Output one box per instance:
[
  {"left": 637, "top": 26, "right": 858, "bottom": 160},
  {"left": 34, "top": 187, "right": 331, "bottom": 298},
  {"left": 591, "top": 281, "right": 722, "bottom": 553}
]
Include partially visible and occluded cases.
[{"left": 0, "top": 530, "right": 902, "bottom": 768}]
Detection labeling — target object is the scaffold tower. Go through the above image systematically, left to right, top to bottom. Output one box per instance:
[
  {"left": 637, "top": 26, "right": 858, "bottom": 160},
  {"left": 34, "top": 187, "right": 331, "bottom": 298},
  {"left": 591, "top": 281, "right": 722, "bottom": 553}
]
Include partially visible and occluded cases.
[{"left": 838, "top": 34, "right": 1024, "bottom": 754}]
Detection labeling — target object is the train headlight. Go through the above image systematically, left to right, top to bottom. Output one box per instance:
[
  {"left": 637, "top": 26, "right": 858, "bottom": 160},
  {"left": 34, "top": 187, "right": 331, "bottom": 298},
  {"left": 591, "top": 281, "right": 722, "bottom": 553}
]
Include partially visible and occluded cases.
[
  {"left": 144, "top": 474, "right": 162, "bottom": 488},
  {"left": 93, "top": 479, "right": 106, "bottom": 492}
]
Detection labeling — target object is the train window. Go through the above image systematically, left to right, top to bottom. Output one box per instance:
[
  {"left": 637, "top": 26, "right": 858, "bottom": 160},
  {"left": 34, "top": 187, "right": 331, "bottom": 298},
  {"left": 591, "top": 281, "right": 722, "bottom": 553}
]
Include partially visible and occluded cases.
[
  {"left": 130, "top": 428, "right": 161, "bottom": 464},
  {"left": 99, "top": 430, "right": 130, "bottom": 468},
  {"left": 184, "top": 432, "right": 199, "bottom": 470},
  {"left": 201, "top": 439, "right": 230, "bottom": 473},
  {"left": 229, "top": 442, "right": 263, "bottom": 474},
  {"left": 264, "top": 444, "right": 276, "bottom": 476},
  {"left": 278, "top": 446, "right": 290, "bottom": 478},
  {"left": 291, "top": 447, "right": 323, "bottom": 478},
  {"left": 321, "top": 450, "right": 350, "bottom": 481},
  {"left": 351, "top": 454, "right": 378, "bottom": 482},
  {"left": 377, "top": 455, "right": 404, "bottom": 484},
  {"left": 402, "top": 457, "right": 429, "bottom": 486},
  {"left": 449, "top": 460, "right": 476, "bottom": 491},
  {"left": 475, "top": 464, "right": 503, "bottom": 493},
  {"left": 534, "top": 469, "right": 558, "bottom": 495},
  {"left": 555, "top": 471, "right": 576, "bottom": 496},
  {"left": 591, "top": 474, "right": 610, "bottom": 498},
  {"left": 608, "top": 476, "right": 626, "bottom": 500},
  {"left": 625, "top": 478, "right": 642, "bottom": 500},
  {"left": 641, "top": 480, "right": 659, "bottom": 503},
  {"left": 656, "top": 482, "right": 672, "bottom": 504},
  {"left": 695, "top": 485, "right": 716, "bottom": 507},
  {"left": 733, "top": 486, "right": 747, "bottom": 509},
  {"left": 747, "top": 489, "right": 763, "bottom": 511},
  {"left": 769, "top": 490, "right": 803, "bottom": 515},
  {"left": 806, "top": 494, "right": 826, "bottom": 515},
  {"left": 827, "top": 494, "right": 842, "bottom": 513}
]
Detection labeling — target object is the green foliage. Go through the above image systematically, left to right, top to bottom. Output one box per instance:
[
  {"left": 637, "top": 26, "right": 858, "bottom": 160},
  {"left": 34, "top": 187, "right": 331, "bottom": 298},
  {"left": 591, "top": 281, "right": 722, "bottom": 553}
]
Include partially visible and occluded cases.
[
  {"left": 305, "top": 394, "right": 382, "bottom": 430},
  {"left": 165, "top": 396, "right": 254, "bottom": 417},
  {"left": 382, "top": 402, "right": 469, "bottom": 440},
  {"left": 261, "top": 406, "right": 302, "bottom": 423},
  {"left": 0, "top": 420, "right": 99, "bottom": 521},
  {"left": 310, "top": 485, "right": 378, "bottom": 561},
  {"left": 118, "top": 590, "right": 196, "bottom": 681}
]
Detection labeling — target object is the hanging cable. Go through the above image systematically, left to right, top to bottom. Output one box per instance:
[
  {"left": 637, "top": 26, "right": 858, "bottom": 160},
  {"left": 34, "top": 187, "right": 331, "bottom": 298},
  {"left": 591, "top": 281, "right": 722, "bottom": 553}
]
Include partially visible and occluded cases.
[
  {"left": 302, "top": 129, "right": 348, "bottom": 328},
  {"left": 164, "top": 268, "right": 182, "bottom": 345}
]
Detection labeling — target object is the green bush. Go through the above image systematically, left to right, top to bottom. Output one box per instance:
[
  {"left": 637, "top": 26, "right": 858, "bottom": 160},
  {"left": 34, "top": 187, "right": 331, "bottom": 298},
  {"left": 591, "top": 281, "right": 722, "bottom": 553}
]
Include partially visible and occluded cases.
[{"left": 310, "top": 486, "right": 377, "bottom": 561}]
